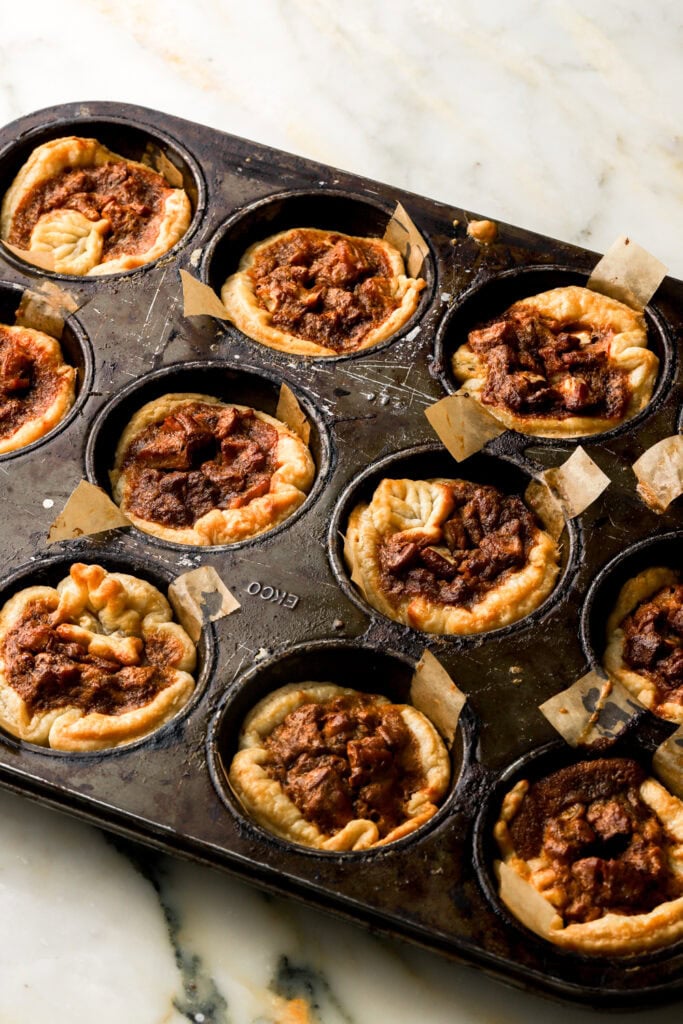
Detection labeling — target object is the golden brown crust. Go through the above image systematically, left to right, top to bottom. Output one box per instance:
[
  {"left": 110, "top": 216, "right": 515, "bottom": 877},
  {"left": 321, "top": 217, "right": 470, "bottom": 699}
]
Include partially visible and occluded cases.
[
  {"left": 1, "top": 136, "right": 191, "bottom": 275},
  {"left": 220, "top": 227, "right": 425, "bottom": 357},
  {"left": 452, "top": 286, "right": 658, "bottom": 437},
  {"left": 0, "top": 324, "right": 75, "bottom": 454},
  {"left": 110, "top": 393, "right": 315, "bottom": 546},
  {"left": 343, "top": 478, "right": 559, "bottom": 634},
  {"left": 0, "top": 563, "right": 196, "bottom": 751},
  {"left": 604, "top": 567, "right": 683, "bottom": 724},
  {"left": 229, "top": 682, "right": 450, "bottom": 851},
  {"left": 494, "top": 773, "right": 683, "bottom": 955}
]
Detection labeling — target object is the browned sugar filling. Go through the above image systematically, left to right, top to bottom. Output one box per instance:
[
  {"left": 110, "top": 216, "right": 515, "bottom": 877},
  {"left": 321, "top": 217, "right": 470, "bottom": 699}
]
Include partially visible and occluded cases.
[
  {"left": 9, "top": 161, "right": 171, "bottom": 261},
  {"left": 248, "top": 229, "right": 403, "bottom": 352},
  {"left": 468, "top": 310, "right": 631, "bottom": 420},
  {"left": 0, "top": 327, "right": 62, "bottom": 439},
  {"left": 122, "top": 403, "right": 279, "bottom": 529},
  {"left": 378, "top": 481, "right": 538, "bottom": 609},
  {"left": 622, "top": 584, "right": 683, "bottom": 710},
  {"left": 2, "top": 601, "right": 182, "bottom": 715},
  {"left": 263, "top": 695, "right": 426, "bottom": 837},
  {"left": 508, "top": 759, "right": 681, "bottom": 925}
]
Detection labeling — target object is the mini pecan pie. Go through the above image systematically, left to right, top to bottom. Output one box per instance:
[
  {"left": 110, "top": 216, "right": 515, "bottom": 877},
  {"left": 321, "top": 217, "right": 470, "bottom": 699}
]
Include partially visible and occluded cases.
[
  {"left": 1, "top": 137, "right": 191, "bottom": 275},
  {"left": 221, "top": 227, "right": 426, "bottom": 357},
  {"left": 452, "top": 286, "right": 658, "bottom": 437},
  {"left": 0, "top": 323, "right": 75, "bottom": 453},
  {"left": 110, "top": 393, "right": 315, "bottom": 546},
  {"left": 344, "top": 477, "right": 559, "bottom": 634},
  {"left": 0, "top": 563, "right": 196, "bottom": 751},
  {"left": 604, "top": 568, "right": 683, "bottom": 724},
  {"left": 229, "top": 682, "right": 450, "bottom": 851},
  {"left": 494, "top": 758, "right": 683, "bottom": 954}
]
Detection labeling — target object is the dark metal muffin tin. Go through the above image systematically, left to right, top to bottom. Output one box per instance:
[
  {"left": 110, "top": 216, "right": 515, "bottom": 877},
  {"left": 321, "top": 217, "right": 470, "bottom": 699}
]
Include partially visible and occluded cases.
[{"left": 0, "top": 101, "right": 682, "bottom": 1008}]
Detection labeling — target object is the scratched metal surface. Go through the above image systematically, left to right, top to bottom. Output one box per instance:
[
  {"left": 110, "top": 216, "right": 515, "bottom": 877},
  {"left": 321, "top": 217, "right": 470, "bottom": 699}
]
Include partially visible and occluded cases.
[{"left": 0, "top": 101, "right": 682, "bottom": 1007}]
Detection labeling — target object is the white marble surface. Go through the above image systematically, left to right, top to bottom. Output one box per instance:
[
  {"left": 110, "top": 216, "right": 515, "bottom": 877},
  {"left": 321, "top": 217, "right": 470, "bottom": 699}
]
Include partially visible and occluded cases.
[{"left": 1, "top": 2, "right": 683, "bottom": 1021}]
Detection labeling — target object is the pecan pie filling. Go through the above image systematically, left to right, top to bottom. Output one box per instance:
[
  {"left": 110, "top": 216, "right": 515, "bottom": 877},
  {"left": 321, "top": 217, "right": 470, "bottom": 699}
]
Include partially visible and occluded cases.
[
  {"left": 9, "top": 161, "right": 171, "bottom": 262},
  {"left": 248, "top": 228, "right": 405, "bottom": 352},
  {"left": 468, "top": 310, "right": 631, "bottom": 420},
  {"left": 0, "top": 327, "right": 64, "bottom": 439},
  {"left": 120, "top": 402, "right": 279, "bottom": 528},
  {"left": 378, "top": 481, "right": 539, "bottom": 608},
  {"left": 621, "top": 584, "right": 683, "bottom": 712},
  {"left": 3, "top": 600, "right": 184, "bottom": 716},
  {"left": 263, "top": 694, "right": 425, "bottom": 837},
  {"left": 509, "top": 759, "right": 682, "bottom": 924}
]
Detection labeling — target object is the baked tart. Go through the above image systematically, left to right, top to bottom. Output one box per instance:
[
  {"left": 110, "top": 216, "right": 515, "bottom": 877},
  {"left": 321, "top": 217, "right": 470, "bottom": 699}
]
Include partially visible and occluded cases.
[
  {"left": 1, "top": 136, "right": 191, "bottom": 275},
  {"left": 221, "top": 227, "right": 425, "bottom": 357},
  {"left": 452, "top": 286, "right": 658, "bottom": 437},
  {"left": 0, "top": 323, "right": 75, "bottom": 453},
  {"left": 110, "top": 393, "right": 315, "bottom": 546},
  {"left": 344, "top": 477, "right": 559, "bottom": 634},
  {"left": 0, "top": 563, "right": 196, "bottom": 751},
  {"left": 604, "top": 568, "right": 683, "bottom": 724},
  {"left": 229, "top": 682, "right": 450, "bottom": 851},
  {"left": 494, "top": 757, "right": 683, "bottom": 955}
]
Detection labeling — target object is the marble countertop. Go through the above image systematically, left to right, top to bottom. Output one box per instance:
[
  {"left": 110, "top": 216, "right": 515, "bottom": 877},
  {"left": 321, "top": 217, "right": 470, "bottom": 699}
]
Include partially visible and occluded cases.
[{"left": 1, "top": 2, "right": 683, "bottom": 1021}]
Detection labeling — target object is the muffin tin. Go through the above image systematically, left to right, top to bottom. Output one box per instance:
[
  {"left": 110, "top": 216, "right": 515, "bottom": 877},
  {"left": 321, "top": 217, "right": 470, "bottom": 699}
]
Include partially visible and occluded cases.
[{"left": 0, "top": 100, "right": 682, "bottom": 1008}]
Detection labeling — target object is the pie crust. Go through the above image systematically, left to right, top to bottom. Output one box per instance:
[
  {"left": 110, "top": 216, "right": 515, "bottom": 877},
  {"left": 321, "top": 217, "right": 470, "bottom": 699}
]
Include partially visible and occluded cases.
[
  {"left": 1, "top": 136, "right": 191, "bottom": 275},
  {"left": 220, "top": 227, "right": 425, "bottom": 357},
  {"left": 452, "top": 286, "right": 658, "bottom": 437},
  {"left": 0, "top": 323, "right": 75, "bottom": 454},
  {"left": 110, "top": 393, "right": 314, "bottom": 546},
  {"left": 344, "top": 477, "right": 559, "bottom": 634},
  {"left": 0, "top": 563, "right": 196, "bottom": 751},
  {"left": 604, "top": 567, "right": 683, "bottom": 724},
  {"left": 229, "top": 682, "right": 450, "bottom": 851},
  {"left": 494, "top": 761, "right": 683, "bottom": 955}
]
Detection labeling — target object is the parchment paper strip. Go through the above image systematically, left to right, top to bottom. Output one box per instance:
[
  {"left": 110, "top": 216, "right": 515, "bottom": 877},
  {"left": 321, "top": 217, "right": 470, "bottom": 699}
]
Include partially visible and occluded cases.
[
  {"left": 142, "top": 142, "right": 184, "bottom": 188},
  {"left": 383, "top": 202, "right": 429, "bottom": 278},
  {"left": 586, "top": 235, "right": 667, "bottom": 311},
  {"left": 2, "top": 241, "right": 55, "bottom": 272},
  {"left": 180, "top": 269, "right": 231, "bottom": 319},
  {"left": 15, "top": 281, "right": 80, "bottom": 339},
  {"left": 276, "top": 383, "right": 311, "bottom": 444},
  {"left": 424, "top": 394, "right": 505, "bottom": 462},
  {"left": 632, "top": 435, "right": 683, "bottom": 513},
  {"left": 541, "top": 446, "right": 610, "bottom": 518},
  {"left": 524, "top": 479, "right": 566, "bottom": 540},
  {"left": 47, "top": 480, "right": 132, "bottom": 543},
  {"left": 168, "top": 566, "right": 240, "bottom": 643},
  {"left": 410, "top": 649, "right": 466, "bottom": 747},
  {"left": 540, "top": 670, "right": 642, "bottom": 746},
  {"left": 653, "top": 725, "right": 683, "bottom": 799},
  {"left": 497, "top": 861, "right": 561, "bottom": 940}
]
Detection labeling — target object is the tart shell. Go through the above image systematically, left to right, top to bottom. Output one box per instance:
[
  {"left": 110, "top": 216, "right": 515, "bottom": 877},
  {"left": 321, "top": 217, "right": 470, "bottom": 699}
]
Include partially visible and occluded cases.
[
  {"left": 452, "top": 286, "right": 659, "bottom": 438},
  {"left": 110, "top": 393, "right": 315, "bottom": 546},
  {"left": 229, "top": 682, "right": 451, "bottom": 851}
]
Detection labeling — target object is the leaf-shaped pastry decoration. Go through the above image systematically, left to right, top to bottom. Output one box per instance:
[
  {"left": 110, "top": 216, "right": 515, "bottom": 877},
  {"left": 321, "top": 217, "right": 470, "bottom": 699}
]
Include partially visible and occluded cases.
[
  {"left": 30, "top": 209, "right": 110, "bottom": 275},
  {"left": 370, "top": 479, "right": 453, "bottom": 541}
]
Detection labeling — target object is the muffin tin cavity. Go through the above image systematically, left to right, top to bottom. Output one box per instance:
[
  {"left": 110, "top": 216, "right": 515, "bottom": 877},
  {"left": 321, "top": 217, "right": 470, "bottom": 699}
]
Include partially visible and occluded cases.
[
  {"left": 0, "top": 116, "right": 204, "bottom": 279},
  {"left": 202, "top": 188, "right": 435, "bottom": 359},
  {"left": 434, "top": 264, "right": 674, "bottom": 443},
  {"left": 0, "top": 279, "right": 93, "bottom": 460},
  {"left": 85, "top": 360, "right": 331, "bottom": 550},
  {"left": 328, "top": 442, "right": 577, "bottom": 640},
  {"left": 581, "top": 531, "right": 683, "bottom": 670},
  {"left": 0, "top": 548, "right": 216, "bottom": 757},
  {"left": 208, "top": 640, "right": 474, "bottom": 854},
  {"left": 473, "top": 740, "right": 683, "bottom": 968}
]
